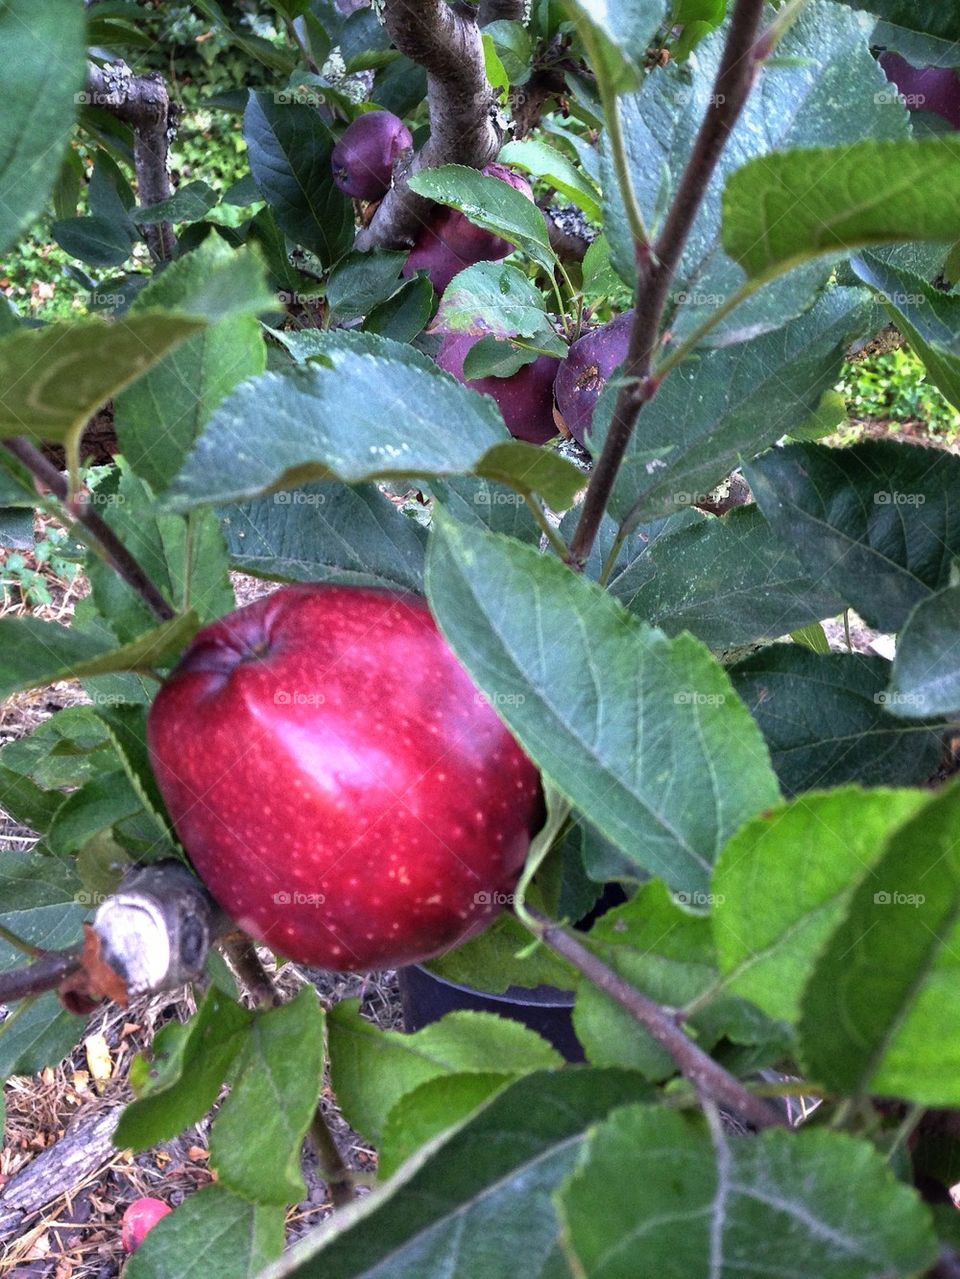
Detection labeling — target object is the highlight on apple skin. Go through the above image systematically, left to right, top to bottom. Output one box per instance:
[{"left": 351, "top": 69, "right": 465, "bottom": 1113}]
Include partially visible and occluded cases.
[
  {"left": 331, "top": 110, "right": 413, "bottom": 201},
  {"left": 554, "top": 310, "right": 635, "bottom": 445},
  {"left": 435, "top": 331, "right": 562, "bottom": 444},
  {"left": 147, "top": 586, "right": 543, "bottom": 973}
]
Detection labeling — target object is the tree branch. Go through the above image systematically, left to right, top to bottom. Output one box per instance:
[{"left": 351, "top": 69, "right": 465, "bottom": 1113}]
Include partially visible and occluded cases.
[
  {"left": 356, "top": 0, "right": 502, "bottom": 250},
  {"left": 567, "top": 0, "right": 767, "bottom": 569},
  {"left": 85, "top": 61, "right": 177, "bottom": 262},
  {"left": 3, "top": 438, "right": 175, "bottom": 622},
  {"left": 529, "top": 910, "right": 786, "bottom": 1130},
  {"left": 0, "top": 948, "right": 82, "bottom": 1003}
]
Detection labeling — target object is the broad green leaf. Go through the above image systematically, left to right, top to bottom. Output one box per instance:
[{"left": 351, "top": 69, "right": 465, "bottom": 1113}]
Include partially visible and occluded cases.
[
  {"left": 0, "top": 0, "right": 86, "bottom": 254},
  {"left": 563, "top": 0, "right": 667, "bottom": 93},
  {"left": 833, "top": 0, "right": 960, "bottom": 68},
  {"left": 605, "top": 3, "right": 907, "bottom": 343},
  {"left": 484, "top": 19, "right": 533, "bottom": 82},
  {"left": 244, "top": 91, "right": 353, "bottom": 266},
  {"left": 724, "top": 136, "right": 960, "bottom": 282},
  {"left": 498, "top": 139, "right": 602, "bottom": 221},
  {"left": 408, "top": 166, "right": 557, "bottom": 277},
  {"left": 136, "top": 181, "right": 221, "bottom": 225},
  {"left": 52, "top": 214, "right": 136, "bottom": 268},
  {"left": 115, "top": 240, "right": 268, "bottom": 491},
  {"left": 325, "top": 249, "right": 407, "bottom": 322},
  {"left": 851, "top": 253, "right": 960, "bottom": 410},
  {"left": 432, "top": 260, "right": 557, "bottom": 341},
  {"left": 363, "top": 274, "right": 434, "bottom": 343},
  {"left": 607, "top": 287, "right": 872, "bottom": 525},
  {"left": 0, "top": 315, "right": 206, "bottom": 443},
  {"left": 168, "top": 331, "right": 513, "bottom": 508},
  {"left": 461, "top": 335, "right": 540, "bottom": 379},
  {"left": 745, "top": 440, "right": 960, "bottom": 632},
  {"left": 474, "top": 441, "right": 583, "bottom": 511},
  {"left": 428, "top": 476, "right": 542, "bottom": 544},
  {"left": 223, "top": 482, "right": 427, "bottom": 591},
  {"left": 608, "top": 505, "right": 847, "bottom": 648},
  {"left": 426, "top": 515, "right": 779, "bottom": 892},
  {"left": 889, "top": 584, "right": 960, "bottom": 718},
  {"left": 0, "top": 612, "right": 196, "bottom": 702},
  {"left": 730, "top": 646, "right": 946, "bottom": 795},
  {"left": 0, "top": 705, "right": 111, "bottom": 791},
  {"left": 96, "top": 705, "right": 177, "bottom": 847},
  {"left": 0, "top": 763, "right": 65, "bottom": 832},
  {"left": 46, "top": 773, "right": 143, "bottom": 858},
  {"left": 800, "top": 783, "right": 960, "bottom": 1104},
  {"left": 713, "top": 788, "right": 930, "bottom": 1023},
  {"left": 0, "top": 850, "right": 86, "bottom": 964},
  {"left": 573, "top": 882, "right": 716, "bottom": 1079},
  {"left": 423, "top": 910, "right": 575, "bottom": 993},
  {"left": 211, "top": 987, "right": 324, "bottom": 1204},
  {"left": 114, "top": 988, "right": 251, "bottom": 1150},
  {"left": 0, "top": 995, "right": 85, "bottom": 1077},
  {"left": 328, "top": 1001, "right": 561, "bottom": 1144},
  {"left": 260, "top": 1069, "right": 650, "bottom": 1279},
  {"left": 378, "top": 1072, "right": 514, "bottom": 1181},
  {"left": 560, "top": 1106, "right": 937, "bottom": 1279},
  {"left": 124, "top": 1184, "right": 284, "bottom": 1279}
]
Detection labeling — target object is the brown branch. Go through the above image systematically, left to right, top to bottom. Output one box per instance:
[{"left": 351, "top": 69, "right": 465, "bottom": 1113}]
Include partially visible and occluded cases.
[
  {"left": 355, "top": 0, "right": 502, "bottom": 250},
  {"left": 568, "top": 0, "right": 767, "bottom": 569},
  {"left": 85, "top": 61, "right": 176, "bottom": 262},
  {"left": 2, "top": 437, "right": 176, "bottom": 622},
  {"left": 530, "top": 910, "right": 786, "bottom": 1130},
  {"left": 220, "top": 936, "right": 283, "bottom": 1010},
  {"left": 0, "top": 948, "right": 82, "bottom": 1003}
]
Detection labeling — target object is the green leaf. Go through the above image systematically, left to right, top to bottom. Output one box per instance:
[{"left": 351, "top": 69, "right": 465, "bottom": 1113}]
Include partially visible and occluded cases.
[
  {"left": 0, "top": 0, "right": 86, "bottom": 255},
  {"left": 563, "top": 0, "right": 667, "bottom": 93},
  {"left": 833, "top": 0, "right": 960, "bottom": 68},
  {"left": 605, "top": 3, "right": 907, "bottom": 342},
  {"left": 484, "top": 19, "right": 533, "bottom": 82},
  {"left": 244, "top": 91, "right": 353, "bottom": 266},
  {"left": 724, "top": 136, "right": 960, "bottom": 282},
  {"left": 498, "top": 139, "right": 602, "bottom": 221},
  {"left": 408, "top": 166, "right": 557, "bottom": 277},
  {"left": 136, "top": 181, "right": 221, "bottom": 225},
  {"left": 52, "top": 214, "right": 136, "bottom": 267},
  {"left": 115, "top": 240, "right": 268, "bottom": 491},
  {"left": 325, "top": 249, "right": 407, "bottom": 321},
  {"left": 851, "top": 253, "right": 960, "bottom": 410},
  {"left": 432, "top": 261, "right": 557, "bottom": 341},
  {"left": 363, "top": 275, "right": 435, "bottom": 343},
  {"left": 607, "top": 287, "right": 872, "bottom": 525},
  {"left": 0, "top": 315, "right": 206, "bottom": 443},
  {"left": 168, "top": 331, "right": 511, "bottom": 508},
  {"left": 461, "top": 335, "right": 539, "bottom": 379},
  {"left": 744, "top": 440, "right": 960, "bottom": 632},
  {"left": 474, "top": 441, "right": 583, "bottom": 511},
  {"left": 428, "top": 475, "right": 542, "bottom": 544},
  {"left": 222, "top": 482, "right": 427, "bottom": 592},
  {"left": 608, "top": 505, "right": 847, "bottom": 649},
  {"left": 426, "top": 514, "right": 779, "bottom": 893},
  {"left": 890, "top": 583, "right": 960, "bottom": 718},
  {"left": 0, "top": 612, "right": 197, "bottom": 701},
  {"left": 730, "top": 646, "right": 946, "bottom": 795},
  {"left": 96, "top": 704, "right": 177, "bottom": 846},
  {"left": 0, "top": 763, "right": 65, "bottom": 832},
  {"left": 46, "top": 773, "right": 143, "bottom": 858},
  {"left": 800, "top": 782, "right": 960, "bottom": 1105},
  {"left": 713, "top": 788, "right": 930, "bottom": 1024},
  {"left": 0, "top": 850, "right": 86, "bottom": 965},
  {"left": 573, "top": 882, "right": 716, "bottom": 1079},
  {"left": 423, "top": 910, "right": 575, "bottom": 993},
  {"left": 210, "top": 987, "right": 324, "bottom": 1204},
  {"left": 114, "top": 988, "right": 251, "bottom": 1150},
  {"left": 327, "top": 1000, "right": 561, "bottom": 1144},
  {"left": 258, "top": 1069, "right": 650, "bottom": 1278},
  {"left": 378, "top": 1072, "right": 513, "bottom": 1181},
  {"left": 559, "top": 1106, "right": 937, "bottom": 1279},
  {"left": 124, "top": 1184, "right": 284, "bottom": 1279}
]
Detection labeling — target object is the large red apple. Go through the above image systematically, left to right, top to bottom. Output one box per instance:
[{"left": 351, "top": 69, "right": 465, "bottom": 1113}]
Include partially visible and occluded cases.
[{"left": 147, "top": 586, "right": 542, "bottom": 972}]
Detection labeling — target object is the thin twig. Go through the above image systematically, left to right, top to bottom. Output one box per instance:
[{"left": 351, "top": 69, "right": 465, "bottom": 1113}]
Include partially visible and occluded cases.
[
  {"left": 568, "top": 0, "right": 767, "bottom": 569},
  {"left": 2, "top": 437, "right": 175, "bottom": 622},
  {"left": 523, "top": 494, "right": 569, "bottom": 560},
  {"left": 527, "top": 908, "right": 786, "bottom": 1130},
  {"left": 220, "top": 936, "right": 283, "bottom": 1010},
  {"left": 0, "top": 948, "right": 82, "bottom": 1004},
  {"left": 309, "top": 1107, "right": 355, "bottom": 1208}
]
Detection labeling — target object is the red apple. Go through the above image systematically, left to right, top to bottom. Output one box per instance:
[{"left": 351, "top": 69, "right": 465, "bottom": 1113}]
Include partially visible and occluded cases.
[
  {"left": 331, "top": 110, "right": 413, "bottom": 201},
  {"left": 554, "top": 311, "right": 635, "bottom": 445},
  {"left": 436, "top": 332, "right": 561, "bottom": 444},
  {"left": 147, "top": 586, "right": 542, "bottom": 972},
  {"left": 121, "top": 1198, "right": 172, "bottom": 1253}
]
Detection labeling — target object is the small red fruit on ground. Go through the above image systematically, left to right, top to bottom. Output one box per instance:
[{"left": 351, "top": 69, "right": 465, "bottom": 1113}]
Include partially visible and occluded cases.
[{"left": 121, "top": 1198, "right": 172, "bottom": 1253}]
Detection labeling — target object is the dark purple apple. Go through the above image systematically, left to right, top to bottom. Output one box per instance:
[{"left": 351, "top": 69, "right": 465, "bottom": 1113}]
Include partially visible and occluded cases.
[
  {"left": 879, "top": 53, "right": 960, "bottom": 129},
  {"left": 331, "top": 110, "right": 413, "bottom": 201},
  {"left": 402, "top": 164, "right": 537, "bottom": 293},
  {"left": 554, "top": 311, "right": 634, "bottom": 445},
  {"left": 436, "top": 332, "right": 561, "bottom": 444},
  {"left": 147, "top": 586, "right": 543, "bottom": 972}
]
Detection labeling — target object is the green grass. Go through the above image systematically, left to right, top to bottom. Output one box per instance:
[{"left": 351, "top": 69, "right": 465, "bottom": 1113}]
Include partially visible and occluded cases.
[{"left": 836, "top": 346, "right": 960, "bottom": 440}]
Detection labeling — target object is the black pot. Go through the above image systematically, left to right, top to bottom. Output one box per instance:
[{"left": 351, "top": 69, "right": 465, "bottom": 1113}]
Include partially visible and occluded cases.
[
  {"left": 399, "top": 885, "right": 628, "bottom": 1064},
  {"left": 398, "top": 962, "right": 584, "bottom": 1062}
]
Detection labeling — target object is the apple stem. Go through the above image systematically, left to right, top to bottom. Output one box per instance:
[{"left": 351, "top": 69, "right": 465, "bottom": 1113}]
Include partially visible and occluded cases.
[
  {"left": 567, "top": 0, "right": 769, "bottom": 571},
  {"left": 2, "top": 438, "right": 176, "bottom": 623},
  {"left": 526, "top": 908, "right": 788, "bottom": 1131},
  {"left": 220, "top": 936, "right": 283, "bottom": 1009},
  {"left": 0, "top": 946, "right": 83, "bottom": 1004},
  {"left": 309, "top": 1106, "right": 356, "bottom": 1208}
]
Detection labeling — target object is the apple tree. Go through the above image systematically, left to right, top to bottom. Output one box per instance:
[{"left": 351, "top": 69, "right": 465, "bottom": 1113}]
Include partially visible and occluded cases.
[{"left": 1, "top": 0, "right": 960, "bottom": 1274}]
